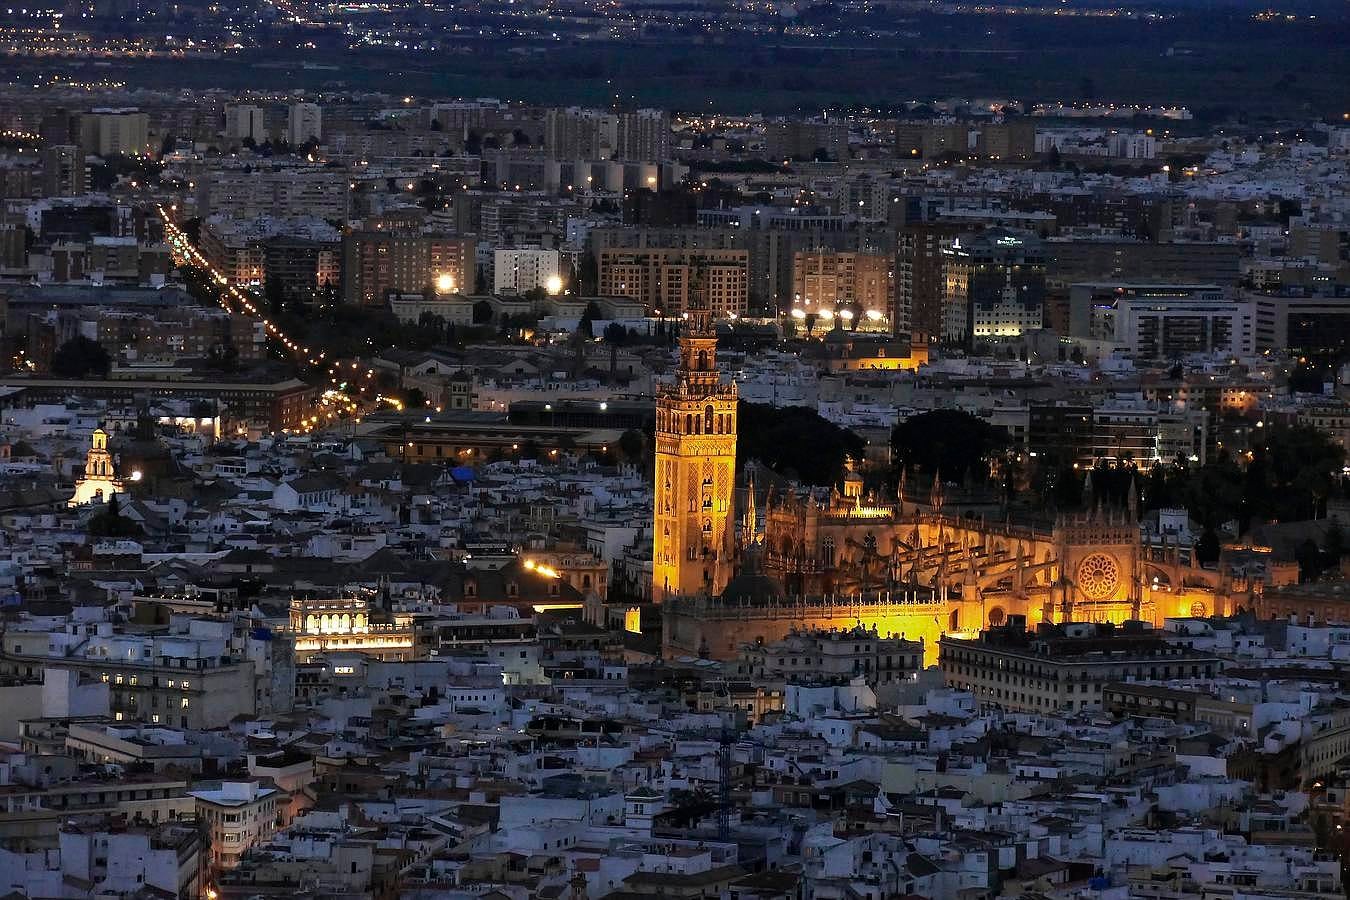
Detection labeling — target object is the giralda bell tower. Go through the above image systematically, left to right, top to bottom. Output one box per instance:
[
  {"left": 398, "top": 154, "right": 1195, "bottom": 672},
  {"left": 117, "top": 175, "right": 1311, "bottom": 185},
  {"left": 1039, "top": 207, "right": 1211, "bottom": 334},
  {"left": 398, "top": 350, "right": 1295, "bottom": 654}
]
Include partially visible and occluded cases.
[{"left": 652, "top": 275, "right": 738, "bottom": 601}]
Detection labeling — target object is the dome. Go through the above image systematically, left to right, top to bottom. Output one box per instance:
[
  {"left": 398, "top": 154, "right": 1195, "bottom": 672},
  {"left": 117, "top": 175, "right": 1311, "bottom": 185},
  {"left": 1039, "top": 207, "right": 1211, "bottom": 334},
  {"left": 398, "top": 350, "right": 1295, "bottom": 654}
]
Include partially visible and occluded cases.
[{"left": 720, "top": 571, "right": 783, "bottom": 606}]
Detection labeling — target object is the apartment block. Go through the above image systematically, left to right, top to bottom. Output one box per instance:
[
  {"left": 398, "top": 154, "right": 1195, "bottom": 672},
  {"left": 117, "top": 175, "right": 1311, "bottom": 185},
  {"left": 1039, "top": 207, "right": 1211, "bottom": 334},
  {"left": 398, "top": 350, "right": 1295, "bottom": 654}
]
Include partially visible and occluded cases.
[{"left": 598, "top": 247, "right": 748, "bottom": 317}]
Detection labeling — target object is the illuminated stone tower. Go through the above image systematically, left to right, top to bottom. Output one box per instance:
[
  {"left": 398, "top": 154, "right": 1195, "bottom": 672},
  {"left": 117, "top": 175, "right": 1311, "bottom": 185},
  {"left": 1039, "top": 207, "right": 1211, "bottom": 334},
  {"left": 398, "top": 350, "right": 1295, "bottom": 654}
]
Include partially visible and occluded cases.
[
  {"left": 652, "top": 276, "right": 738, "bottom": 601},
  {"left": 70, "top": 427, "right": 125, "bottom": 507}
]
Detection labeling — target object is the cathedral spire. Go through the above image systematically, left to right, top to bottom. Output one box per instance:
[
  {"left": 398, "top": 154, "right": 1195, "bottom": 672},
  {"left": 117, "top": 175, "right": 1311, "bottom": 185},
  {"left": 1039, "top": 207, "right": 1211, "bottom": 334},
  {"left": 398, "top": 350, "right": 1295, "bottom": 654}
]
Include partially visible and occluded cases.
[{"left": 742, "top": 470, "right": 759, "bottom": 549}]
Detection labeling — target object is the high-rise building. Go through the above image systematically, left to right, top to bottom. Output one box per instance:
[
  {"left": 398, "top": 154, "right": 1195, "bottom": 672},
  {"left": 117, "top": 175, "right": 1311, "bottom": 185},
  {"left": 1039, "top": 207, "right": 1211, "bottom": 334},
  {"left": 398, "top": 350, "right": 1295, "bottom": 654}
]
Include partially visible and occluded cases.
[
  {"left": 286, "top": 103, "right": 323, "bottom": 146},
  {"left": 224, "top": 104, "right": 267, "bottom": 144},
  {"left": 39, "top": 107, "right": 80, "bottom": 145},
  {"left": 541, "top": 107, "right": 670, "bottom": 162},
  {"left": 543, "top": 107, "right": 617, "bottom": 160},
  {"left": 79, "top": 108, "right": 151, "bottom": 157},
  {"left": 617, "top": 109, "right": 671, "bottom": 162},
  {"left": 764, "top": 119, "right": 848, "bottom": 162},
  {"left": 894, "top": 120, "right": 1035, "bottom": 161},
  {"left": 40, "top": 144, "right": 85, "bottom": 197},
  {"left": 198, "top": 169, "right": 352, "bottom": 220},
  {"left": 896, "top": 221, "right": 964, "bottom": 341},
  {"left": 0, "top": 223, "right": 26, "bottom": 270},
  {"left": 341, "top": 228, "right": 475, "bottom": 305},
  {"left": 942, "top": 229, "right": 1046, "bottom": 344},
  {"left": 264, "top": 235, "right": 341, "bottom": 304},
  {"left": 492, "top": 248, "right": 561, "bottom": 295},
  {"left": 598, "top": 248, "right": 748, "bottom": 318},
  {"left": 791, "top": 249, "right": 891, "bottom": 319},
  {"left": 652, "top": 277, "right": 738, "bottom": 600}
]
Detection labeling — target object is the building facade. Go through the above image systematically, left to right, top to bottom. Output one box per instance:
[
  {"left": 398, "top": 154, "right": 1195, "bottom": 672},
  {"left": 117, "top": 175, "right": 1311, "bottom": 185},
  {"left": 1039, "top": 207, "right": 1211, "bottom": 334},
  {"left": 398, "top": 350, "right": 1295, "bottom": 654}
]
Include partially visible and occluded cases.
[
  {"left": 286, "top": 103, "right": 322, "bottom": 146},
  {"left": 896, "top": 221, "right": 963, "bottom": 341},
  {"left": 341, "top": 229, "right": 476, "bottom": 306},
  {"left": 942, "top": 229, "right": 1046, "bottom": 344},
  {"left": 598, "top": 247, "right": 748, "bottom": 317},
  {"left": 492, "top": 248, "right": 561, "bottom": 295},
  {"left": 792, "top": 250, "right": 891, "bottom": 317},
  {"left": 939, "top": 621, "right": 1225, "bottom": 715}
]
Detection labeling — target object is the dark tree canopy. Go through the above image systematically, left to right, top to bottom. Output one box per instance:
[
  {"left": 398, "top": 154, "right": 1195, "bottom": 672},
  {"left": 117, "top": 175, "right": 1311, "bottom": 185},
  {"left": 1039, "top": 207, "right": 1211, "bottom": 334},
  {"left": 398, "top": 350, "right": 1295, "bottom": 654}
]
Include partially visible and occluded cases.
[
  {"left": 578, "top": 300, "right": 602, "bottom": 339},
  {"left": 52, "top": 337, "right": 111, "bottom": 379},
  {"left": 738, "top": 402, "right": 862, "bottom": 486},
  {"left": 890, "top": 409, "right": 1009, "bottom": 482},
  {"left": 1246, "top": 423, "right": 1345, "bottom": 523},
  {"left": 618, "top": 428, "right": 646, "bottom": 463},
  {"left": 87, "top": 493, "right": 141, "bottom": 538},
  {"left": 1196, "top": 527, "right": 1221, "bottom": 565}
]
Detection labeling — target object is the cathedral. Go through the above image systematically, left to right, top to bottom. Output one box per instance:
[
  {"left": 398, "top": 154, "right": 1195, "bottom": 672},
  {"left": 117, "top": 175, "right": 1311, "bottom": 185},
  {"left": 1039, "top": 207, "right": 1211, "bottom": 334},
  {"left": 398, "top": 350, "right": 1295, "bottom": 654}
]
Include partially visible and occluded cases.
[{"left": 654, "top": 294, "right": 1245, "bottom": 666}]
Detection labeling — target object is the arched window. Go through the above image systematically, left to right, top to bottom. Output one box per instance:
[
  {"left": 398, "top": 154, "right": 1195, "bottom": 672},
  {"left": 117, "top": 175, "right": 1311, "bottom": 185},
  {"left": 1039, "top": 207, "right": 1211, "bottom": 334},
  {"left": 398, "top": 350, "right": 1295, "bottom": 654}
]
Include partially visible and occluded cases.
[
  {"left": 698, "top": 350, "right": 709, "bottom": 370},
  {"left": 705, "top": 405, "right": 715, "bottom": 432},
  {"left": 685, "top": 414, "right": 693, "bottom": 434},
  {"left": 703, "top": 519, "right": 713, "bottom": 534},
  {"left": 822, "top": 537, "right": 836, "bottom": 568}
]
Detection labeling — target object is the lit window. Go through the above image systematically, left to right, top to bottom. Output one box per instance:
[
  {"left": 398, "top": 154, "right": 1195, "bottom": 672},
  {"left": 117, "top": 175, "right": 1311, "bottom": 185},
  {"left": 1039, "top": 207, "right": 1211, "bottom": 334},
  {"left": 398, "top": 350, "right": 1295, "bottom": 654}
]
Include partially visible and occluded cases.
[{"left": 181, "top": 698, "right": 190, "bottom": 709}]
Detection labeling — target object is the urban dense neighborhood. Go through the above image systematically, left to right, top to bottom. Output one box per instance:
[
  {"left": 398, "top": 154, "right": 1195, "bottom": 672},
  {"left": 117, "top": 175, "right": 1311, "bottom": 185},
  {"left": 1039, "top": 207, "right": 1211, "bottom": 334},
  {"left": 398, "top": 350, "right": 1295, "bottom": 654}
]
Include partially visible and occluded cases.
[{"left": 0, "top": 14, "right": 1349, "bottom": 897}]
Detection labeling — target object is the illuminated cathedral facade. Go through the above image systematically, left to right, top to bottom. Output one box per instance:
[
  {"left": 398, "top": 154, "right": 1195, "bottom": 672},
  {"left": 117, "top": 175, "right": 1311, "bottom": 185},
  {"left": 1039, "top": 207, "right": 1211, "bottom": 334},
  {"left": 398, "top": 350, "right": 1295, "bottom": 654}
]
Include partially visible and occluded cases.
[{"left": 656, "top": 311, "right": 1247, "bottom": 665}]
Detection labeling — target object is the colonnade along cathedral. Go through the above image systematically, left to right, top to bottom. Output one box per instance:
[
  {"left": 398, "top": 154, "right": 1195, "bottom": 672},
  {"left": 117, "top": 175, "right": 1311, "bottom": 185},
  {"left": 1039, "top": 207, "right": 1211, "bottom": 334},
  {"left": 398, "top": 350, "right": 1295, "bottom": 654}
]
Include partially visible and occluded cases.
[{"left": 656, "top": 287, "right": 1252, "bottom": 667}]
